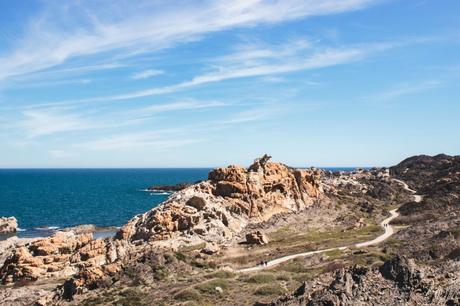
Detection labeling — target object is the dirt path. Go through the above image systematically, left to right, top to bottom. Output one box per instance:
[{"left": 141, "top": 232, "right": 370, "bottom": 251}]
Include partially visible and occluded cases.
[{"left": 236, "top": 179, "right": 420, "bottom": 273}]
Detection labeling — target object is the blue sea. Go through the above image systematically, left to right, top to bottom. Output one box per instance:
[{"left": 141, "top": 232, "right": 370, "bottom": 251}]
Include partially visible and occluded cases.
[{"left": 0, "top": 167, "right": 357, "bottom": 238}]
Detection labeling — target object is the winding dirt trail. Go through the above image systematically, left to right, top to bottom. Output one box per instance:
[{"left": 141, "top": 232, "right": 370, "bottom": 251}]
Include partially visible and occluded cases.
[{"left": 236, "top": 179, "right": 421, "bottom": 273}]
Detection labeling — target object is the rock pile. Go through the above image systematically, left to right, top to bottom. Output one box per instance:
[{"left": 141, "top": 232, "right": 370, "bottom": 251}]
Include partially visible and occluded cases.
[{"left": 0, "top": 231, "right": 129, "bottom": 287}]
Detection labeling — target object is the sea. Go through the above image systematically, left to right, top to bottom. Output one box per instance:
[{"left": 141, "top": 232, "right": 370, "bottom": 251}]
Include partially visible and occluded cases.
[{"left": 0, "top": 167, "right": 357, "bottom": 239}]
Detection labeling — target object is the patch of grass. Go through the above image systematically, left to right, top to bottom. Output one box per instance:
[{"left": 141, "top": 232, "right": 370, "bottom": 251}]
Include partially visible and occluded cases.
[
  {"left": 450, "top": 227, "right": 460, "bottom": 239},
  {"left": 179, "top": 242, "right": 207, "bottom": 253},
  {"left": 325, "top": 249, "right": 343, "bottom": 259},
  {"left": 174, "top": 252, "right": 186, "bottom": 261},
  {"left": 276, "top": 258, "right": 311, "bottom": 273},
  {"left": 191, "top": 259, "right": 217, "bottom": 269},
  {"left": 153, "top": 265, "right": 169, "bottom": 281},
  {"left": 205, "top": 270, "right": 236, "bottom": 279},
  {"left": 246, "top": 273, "right": 276, "bottom": 284},
  {"left": 275, "top": 273, "right": 291, "bottom": 281},
  {"left": 195, "top": 279, "right": 229, "bottom": 295},
  {"left": 254, "top": 284, "right": 287, "bottom": 296},
  {"left": 114, "top": 288, "right": 149, "bottom": 306},
  {"left": 174, "top": 288, "right": 201, "bottom": 302}
]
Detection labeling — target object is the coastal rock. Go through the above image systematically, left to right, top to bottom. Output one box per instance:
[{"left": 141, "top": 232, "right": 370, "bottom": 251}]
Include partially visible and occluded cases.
[
  {"left": 116, "top": 155, "right": 323, "bottom": 245},
  {"left": 0, "top": 217, "right": 18, "bottom": 234},
  {"left": 0, "top": 231, "right": 129, "bottom": 286},
  {"left": 245, "top": 231, "right": 269, "bottom": 245}
]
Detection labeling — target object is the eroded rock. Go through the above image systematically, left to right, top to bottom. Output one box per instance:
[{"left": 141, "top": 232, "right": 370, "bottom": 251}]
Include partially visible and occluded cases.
[{"left": 0, "top": 217, "right": 18, "bottom": 234}]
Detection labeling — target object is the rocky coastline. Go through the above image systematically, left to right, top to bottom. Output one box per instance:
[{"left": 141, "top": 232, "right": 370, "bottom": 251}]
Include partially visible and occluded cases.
[{"left": 0, "top": 154, "right": 459, "bottom": 305}]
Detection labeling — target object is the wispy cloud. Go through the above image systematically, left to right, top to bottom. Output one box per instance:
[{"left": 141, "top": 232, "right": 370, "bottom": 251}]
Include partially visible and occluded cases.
[
  {"left": 0, "top": 0, "right": 380, "bottom": 81},
  {"left": 30, "top": 41, "right": 387, "bottom": 108},
  {"left": 131, "top": 69, "right": 164, "bottom": 80},
  {"left": 366, "top": 80, "right": 442, "bottom": 101},
  {"left": 13, "top": 99, "right": 227, "bottom": 138},
  {"left": 132, "top": 100, "right": 226, "bottom": 117},
  {"left": 18, "top": 108, "right": 99, "bottom": 138}
]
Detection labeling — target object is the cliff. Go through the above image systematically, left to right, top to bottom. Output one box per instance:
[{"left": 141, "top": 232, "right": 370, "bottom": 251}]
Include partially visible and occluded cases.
[{"left": 117, "top": 154, "right": 323, "bottom": 246}]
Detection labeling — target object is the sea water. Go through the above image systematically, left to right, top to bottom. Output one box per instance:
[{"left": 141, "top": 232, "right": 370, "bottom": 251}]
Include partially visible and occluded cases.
[{"left": 0, "top": 167, "right": 357, "bottom": 237}]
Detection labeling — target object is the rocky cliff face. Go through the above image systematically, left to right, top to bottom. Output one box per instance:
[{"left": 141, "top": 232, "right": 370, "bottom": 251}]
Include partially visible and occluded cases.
[{"left": 117, "top": 155, "right": 323, "bottom": 246}]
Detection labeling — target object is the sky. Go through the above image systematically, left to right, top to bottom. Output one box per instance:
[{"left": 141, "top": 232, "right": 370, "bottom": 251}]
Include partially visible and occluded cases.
[{"left": 0, "top": 0, "right": 459, "bottom": 168}]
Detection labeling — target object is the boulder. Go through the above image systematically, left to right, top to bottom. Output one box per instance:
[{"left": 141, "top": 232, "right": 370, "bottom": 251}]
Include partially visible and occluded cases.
[
  {"left": 186, "top": 196, "right": 207, "bottom": 210},
  {"left": 0, "top": 217, "right": 18, "bottom": 234},
  {"left": 245, "top": 231, "right": 269, "bottom": 245}
]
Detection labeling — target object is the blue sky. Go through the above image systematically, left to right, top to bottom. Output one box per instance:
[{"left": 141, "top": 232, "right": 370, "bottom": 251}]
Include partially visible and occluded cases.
[{"left": 0, "top": 0, "right": 459, "bottom": 168}]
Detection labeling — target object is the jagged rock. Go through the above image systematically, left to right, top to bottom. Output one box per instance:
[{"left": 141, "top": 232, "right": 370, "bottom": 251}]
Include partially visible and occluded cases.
[
  {"left": 186, "top": 196, "right": 207, "bottom": 210},
  {"left": 0, "top": 217, "right": 18, "bottom": 234},
  {"left": 63, "top": 224, "right": 96, "bottom": 234},
  {"left": 0, "top": 231, "right": 129, "bottom": 288},
  {"left": 245, "top": 231, "right": 269, "bottom": 245},
  {"left": 379, "top": 255, "right": 422, "bottom": 290},
  {"left": 263, "top": 256, "right": 460, "bottom": 306}
]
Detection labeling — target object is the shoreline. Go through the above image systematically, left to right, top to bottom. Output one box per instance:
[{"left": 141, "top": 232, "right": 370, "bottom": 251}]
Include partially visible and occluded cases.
[{"left": 0, "top": 225, "right": 118, "bottom": 241}]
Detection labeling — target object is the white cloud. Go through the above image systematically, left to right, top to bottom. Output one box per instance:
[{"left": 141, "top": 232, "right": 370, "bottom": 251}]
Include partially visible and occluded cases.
[
  {"left": 0, "top": 0, "right": 380, "bottom": 81},
  {"left": 32, "top": 42, "right": 380, "bottom": 108},
  {"left": 131, "top": 69, "right": 164, "bottom": 80},
  {"left": 19, "top": 109, "right": 98, "bottom": 138}
]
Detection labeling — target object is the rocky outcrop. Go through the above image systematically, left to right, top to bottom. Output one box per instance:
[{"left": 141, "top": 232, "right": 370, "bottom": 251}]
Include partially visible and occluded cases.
[
  {"left": 117, "top": 155, "right": 323, "bottom": 246},
  {"left": 147, "top": 183, "right": 196, "bottom": 192},
  {"left": 0, "top": 217, "right": 18, "bottom": 234},
  {"left": 0, "top": 231, "right": 129, "bottom": 287},
  {"left": 245, "top": 231, "right": 269, "bottom": 245},
  {"left": 264, "top": 256, "right": 460, "bottom": 306}
]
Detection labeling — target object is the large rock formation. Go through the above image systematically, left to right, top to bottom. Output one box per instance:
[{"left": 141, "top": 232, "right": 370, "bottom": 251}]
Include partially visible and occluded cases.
[
  {"left": 116, "top": 155, "right": 323, "bottom": 246},
  {"left": 0, "top": 217, "right": 18, "bottom": 234}
]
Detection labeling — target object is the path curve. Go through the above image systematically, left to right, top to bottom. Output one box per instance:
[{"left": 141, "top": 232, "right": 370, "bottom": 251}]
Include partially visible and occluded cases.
[{"left": 236, "top": 179, "right": 420, "bottom": 273}]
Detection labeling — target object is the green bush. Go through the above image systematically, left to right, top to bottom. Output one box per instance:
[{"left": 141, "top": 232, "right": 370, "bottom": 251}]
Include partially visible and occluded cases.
[
  {"left": 205, "top": 270, "right": 235, "bottom": 279},
  {"left": 246, "top": 273, "right": 276, "bottom": 284},
  {"left": 195, "top": 279, "right": 228, "bottom": 294},
  {"left": 254, "top": 284, "right": 286, "bottom": 296}
]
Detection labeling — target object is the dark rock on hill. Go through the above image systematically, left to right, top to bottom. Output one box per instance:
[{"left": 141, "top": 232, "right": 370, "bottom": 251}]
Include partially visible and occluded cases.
[
  {"left": 146, "top": 182, "right": 199, "bottom": 192},
  {"left": 261, "top": 256, "right": 460, "bottom": 306}
]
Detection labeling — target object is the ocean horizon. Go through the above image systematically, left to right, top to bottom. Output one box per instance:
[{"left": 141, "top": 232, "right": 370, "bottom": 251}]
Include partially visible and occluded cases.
[{"left": 0, "top": 167, "right": 362, "bottom": 238}]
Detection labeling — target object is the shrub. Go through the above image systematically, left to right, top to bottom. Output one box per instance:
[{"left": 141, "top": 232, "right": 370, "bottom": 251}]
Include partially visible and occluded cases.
[
  {"left": 174, "top": 252, "right": 187, "bottom": 261},
  {"left": 205, "top": 270, "right": 235, "bottom": 279},
  {"left": 246, "top": 273, "right": 276, "bottom": 284},
  {"left": 195, "top": 279, "right": 228, "bottom": 294},
  {"left": 254, "top": 284, "right": 286, "bottom": 296},
  {"left": 174, "top": 288, "right": 201, "bottom": 301}
]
